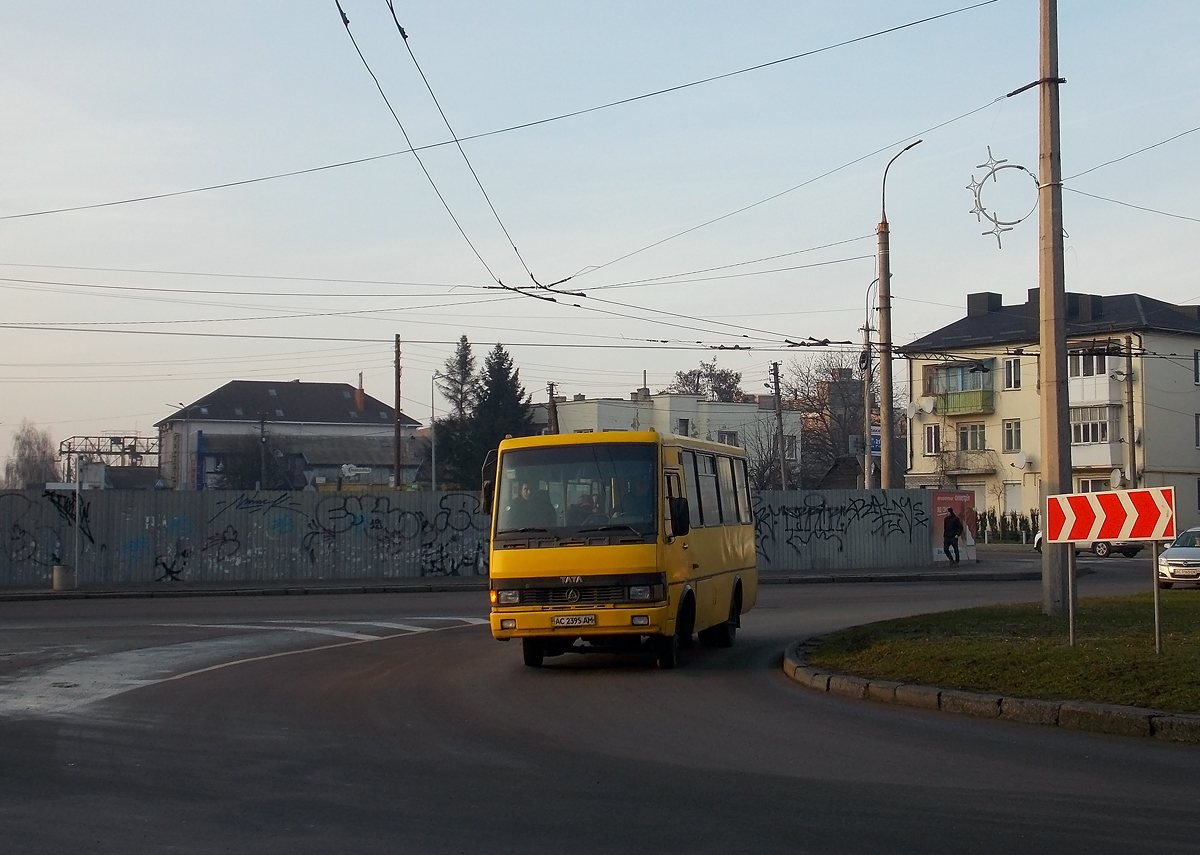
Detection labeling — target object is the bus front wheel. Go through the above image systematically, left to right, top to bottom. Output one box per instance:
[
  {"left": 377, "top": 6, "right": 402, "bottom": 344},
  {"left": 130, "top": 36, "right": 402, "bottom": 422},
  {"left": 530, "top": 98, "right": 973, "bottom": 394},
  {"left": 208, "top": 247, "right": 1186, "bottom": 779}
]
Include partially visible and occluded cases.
[{"left": 522, "top": 638, "right": 545, "bottom": 668}]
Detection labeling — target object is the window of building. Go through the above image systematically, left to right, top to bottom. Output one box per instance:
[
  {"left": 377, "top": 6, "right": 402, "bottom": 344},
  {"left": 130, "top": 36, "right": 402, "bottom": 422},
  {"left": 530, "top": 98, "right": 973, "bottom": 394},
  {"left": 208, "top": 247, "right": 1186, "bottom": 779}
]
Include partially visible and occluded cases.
[
  {"left": 1194, "top": 351, "right": 1200, "bottom": 384},
  {"left": 1068, "top": 352, "right": 1107, "bottom": 378},
  {"left": 1003, "top": 358, "right": 1021, "bottom": 390},
  {"left": 268, "top": 388, "right": 277, "bottom": 396},
  {"left": 1070, "top": 406, "right": 1118, "bottom": 444},
  {"left": 233, "top": 407, "right": 243, "bottom": 416},
  {"left": 1195, "top": 414, "right": 1200, "bottom": 448},
  {"left": 676, "top": 418, "right": 690, "bottom": 436},
  {"left": 1003, "top": 419, "right": 1021, "bottom": 452},
  {"left": 958, "top": 422, "right": 986, "bottom": 451},
  {"left": 923, "top": 424, "right": 941, "bottom": 456},
  {"left": 573, "top": 428, "right": 594, "bottom": 433},
  {"left": 716, "top": 430, "right": 740, "bottom": 447},
  {"left": 784, "top": 434, "right": 797, "bottom": 460},
  {"left": 1078, "top": 478, "right": 1109, "bottom": 493}
]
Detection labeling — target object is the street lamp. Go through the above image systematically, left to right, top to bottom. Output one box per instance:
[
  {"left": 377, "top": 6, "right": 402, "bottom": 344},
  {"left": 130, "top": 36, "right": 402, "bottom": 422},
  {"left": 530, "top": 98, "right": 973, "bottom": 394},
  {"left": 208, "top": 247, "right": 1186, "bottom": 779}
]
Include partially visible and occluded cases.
[{"left": 877, "top": 139, "right": 922, "bottom": 489}]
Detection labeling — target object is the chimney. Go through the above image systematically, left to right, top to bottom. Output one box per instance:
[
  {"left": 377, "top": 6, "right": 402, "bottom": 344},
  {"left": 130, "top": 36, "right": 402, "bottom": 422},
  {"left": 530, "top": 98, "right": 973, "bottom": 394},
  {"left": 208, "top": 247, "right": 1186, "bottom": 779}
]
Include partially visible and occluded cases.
[
  {"left": 1025, "top": 288, "right": 1040, "bottom": 337},
  {"left": 966, "top": 292, "right": 1003, "bottom": 317},
  {"left": 1078, "top": 294, "right": 1103, "bottom": 322},
  {"left": 354, "top": 372, "right": 365, "bottom": 411},
  {"left": 573, "top": 393, "right": 586, "bottom": 402}
]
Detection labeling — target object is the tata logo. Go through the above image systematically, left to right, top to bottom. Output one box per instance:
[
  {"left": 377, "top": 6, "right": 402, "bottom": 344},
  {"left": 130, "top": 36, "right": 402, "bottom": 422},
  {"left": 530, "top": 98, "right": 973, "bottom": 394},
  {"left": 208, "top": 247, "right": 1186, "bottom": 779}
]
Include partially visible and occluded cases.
[
  {"left": 560, "top": 576, "right": 584, "bottom": 584},
  {"left": 565, "top": 589, "right": 581, "bottom": 603}
]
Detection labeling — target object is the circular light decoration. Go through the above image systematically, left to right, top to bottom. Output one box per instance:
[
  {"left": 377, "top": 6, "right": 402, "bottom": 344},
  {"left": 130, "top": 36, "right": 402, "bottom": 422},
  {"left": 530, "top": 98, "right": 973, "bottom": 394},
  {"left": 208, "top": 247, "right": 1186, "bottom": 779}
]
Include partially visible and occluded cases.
[{"left": 966, "top": 147, "right": 1039, "bottom": 248}]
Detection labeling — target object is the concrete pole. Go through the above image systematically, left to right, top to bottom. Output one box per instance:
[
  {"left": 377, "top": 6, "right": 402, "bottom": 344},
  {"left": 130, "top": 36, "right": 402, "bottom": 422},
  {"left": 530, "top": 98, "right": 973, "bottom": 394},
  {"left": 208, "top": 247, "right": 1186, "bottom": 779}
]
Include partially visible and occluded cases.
[
  {"left": 1038, "top": 0, "right": 1072, "bottom": 616},
  {"left": 877, "top": 140, "right": 921, "bottom": 489},
  {"left": 862, "top": 314, "right": 874, "bottom": 490},
  {"left": 394, "top": 335, "right": 403, "bottom": 490},
  {"left": 1125, "top": 335, "right": 1137, "bottom": 488},
  {"left": 771, "top": 361, "right": 788, "bottom": 490},
  {"left": 431, "top": 371, "right": 439, "bottom": 493},
  {"left": 547, "top": 382, "right": 560, "bottom": 435}
]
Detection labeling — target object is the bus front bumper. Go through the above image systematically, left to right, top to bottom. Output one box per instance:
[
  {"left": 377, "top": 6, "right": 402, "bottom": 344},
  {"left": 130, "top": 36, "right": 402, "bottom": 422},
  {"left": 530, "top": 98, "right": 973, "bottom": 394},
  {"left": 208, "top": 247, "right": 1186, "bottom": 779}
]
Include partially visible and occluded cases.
[{"left": 490, "top": 604, "right": 671, "bottom": 640}]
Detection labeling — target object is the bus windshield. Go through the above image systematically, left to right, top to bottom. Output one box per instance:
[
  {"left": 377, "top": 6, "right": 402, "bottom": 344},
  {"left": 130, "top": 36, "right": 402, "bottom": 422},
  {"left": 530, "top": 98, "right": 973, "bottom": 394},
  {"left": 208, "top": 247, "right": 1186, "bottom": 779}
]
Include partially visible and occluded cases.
[{"left": 495, "top": 443, "right": 657, "bottom": 535}]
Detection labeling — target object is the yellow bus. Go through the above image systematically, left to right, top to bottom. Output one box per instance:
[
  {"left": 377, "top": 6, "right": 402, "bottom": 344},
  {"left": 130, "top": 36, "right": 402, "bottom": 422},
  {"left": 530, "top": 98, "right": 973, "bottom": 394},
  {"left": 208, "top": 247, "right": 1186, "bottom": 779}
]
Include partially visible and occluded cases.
[{"left": 484, "top": 429, "right": 757, "bottom": 668}]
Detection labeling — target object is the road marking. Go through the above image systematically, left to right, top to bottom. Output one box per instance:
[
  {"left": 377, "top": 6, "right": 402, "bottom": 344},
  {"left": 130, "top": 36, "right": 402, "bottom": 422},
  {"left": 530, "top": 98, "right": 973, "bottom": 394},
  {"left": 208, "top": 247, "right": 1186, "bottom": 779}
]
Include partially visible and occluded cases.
[{"left": 0, "top": 617, "right": 486, "bottom": 718}]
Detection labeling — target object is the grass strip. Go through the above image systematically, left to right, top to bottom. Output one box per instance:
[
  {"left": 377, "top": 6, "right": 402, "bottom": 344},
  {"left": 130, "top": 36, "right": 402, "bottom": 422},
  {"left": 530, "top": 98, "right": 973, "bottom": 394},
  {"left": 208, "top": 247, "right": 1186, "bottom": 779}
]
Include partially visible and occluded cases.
[{"left": 809, "top": 591, "right": 1200, "bottom": 715}]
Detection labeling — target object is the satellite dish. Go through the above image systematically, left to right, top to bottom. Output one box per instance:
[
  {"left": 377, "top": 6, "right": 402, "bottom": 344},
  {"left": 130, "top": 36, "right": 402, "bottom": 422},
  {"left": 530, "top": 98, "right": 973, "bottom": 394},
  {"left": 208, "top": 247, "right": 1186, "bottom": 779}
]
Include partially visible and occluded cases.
[
  {"left": 920, "top": 397, "right": 935, "bottom": 414},
  {"left": 905, "top": 401, "right": 920, "bottom": 418},
  {"left": 1014, "top": 451, "right": 1028, "bottom": 470},
  {"left": 1110, "top": 468, "right": 1124, "bottom": 489}
]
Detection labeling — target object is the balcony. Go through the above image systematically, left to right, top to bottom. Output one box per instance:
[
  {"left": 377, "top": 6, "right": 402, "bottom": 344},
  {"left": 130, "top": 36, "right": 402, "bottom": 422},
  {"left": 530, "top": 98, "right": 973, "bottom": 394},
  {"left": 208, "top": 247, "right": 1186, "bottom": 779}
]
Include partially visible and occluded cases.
[
  {"left": 937, "top": 389, "right": 995, "bottom": 416},
  {"left": 939, "top": 449, "right": 998, "bottom": 476}
]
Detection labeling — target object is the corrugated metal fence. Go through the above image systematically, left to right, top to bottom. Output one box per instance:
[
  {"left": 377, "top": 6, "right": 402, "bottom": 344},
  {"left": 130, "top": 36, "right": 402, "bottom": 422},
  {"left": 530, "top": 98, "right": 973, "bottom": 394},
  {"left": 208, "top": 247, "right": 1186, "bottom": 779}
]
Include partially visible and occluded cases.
[{"left": 0, "top": 488, "right": 932, "bottom": 587}]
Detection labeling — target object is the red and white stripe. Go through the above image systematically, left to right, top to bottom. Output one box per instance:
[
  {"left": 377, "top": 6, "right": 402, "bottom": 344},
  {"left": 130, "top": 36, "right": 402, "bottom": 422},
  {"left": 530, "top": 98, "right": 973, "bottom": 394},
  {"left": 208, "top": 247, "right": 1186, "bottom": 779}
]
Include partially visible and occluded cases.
[{"left": 1046, "top": 487, "right": 1175, "bottom": 544}]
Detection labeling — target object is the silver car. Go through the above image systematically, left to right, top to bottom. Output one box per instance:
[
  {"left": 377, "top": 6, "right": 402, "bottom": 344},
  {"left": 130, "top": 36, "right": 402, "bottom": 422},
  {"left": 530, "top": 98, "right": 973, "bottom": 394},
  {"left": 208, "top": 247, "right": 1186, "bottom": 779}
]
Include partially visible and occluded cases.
[
  {"left": 1158, "top": 527, "right": 1200, "bottom": 589},
  {"left": 1033, "top": 531, "right": 1143, "bottom": 558}
]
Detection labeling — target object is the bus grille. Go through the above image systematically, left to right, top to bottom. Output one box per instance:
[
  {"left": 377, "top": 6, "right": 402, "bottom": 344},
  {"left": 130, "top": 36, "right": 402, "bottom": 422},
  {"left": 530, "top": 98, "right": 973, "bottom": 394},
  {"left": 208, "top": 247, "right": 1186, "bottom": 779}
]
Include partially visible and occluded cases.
[{"left": 520, "top": 585, "right": 627, "bottom": 606}]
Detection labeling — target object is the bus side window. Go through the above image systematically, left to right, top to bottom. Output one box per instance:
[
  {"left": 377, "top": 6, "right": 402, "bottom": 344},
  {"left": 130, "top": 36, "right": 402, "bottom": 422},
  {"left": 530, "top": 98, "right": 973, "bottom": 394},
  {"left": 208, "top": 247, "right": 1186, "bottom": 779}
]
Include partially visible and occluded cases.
[
  {"left": 681, "top": 450, "right": 703, "bottom": 528},
  {"left": 697, "top": 454, "right": 721, "bottom": 525},
  {"left": 717, "top": 456, "right": 737, "bottom": 526},
  {"left": 734, "top": 458, "right": 753, "bottom": 524}
]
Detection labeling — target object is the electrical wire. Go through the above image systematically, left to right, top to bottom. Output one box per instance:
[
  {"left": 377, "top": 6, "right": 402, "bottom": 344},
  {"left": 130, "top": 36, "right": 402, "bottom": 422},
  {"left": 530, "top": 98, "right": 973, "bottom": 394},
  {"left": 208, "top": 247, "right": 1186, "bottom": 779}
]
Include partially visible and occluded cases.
[
  {"left": 1, "top": 0, "right": 1002, "bottom": 223},
  {"left": 384, "top": 0, "right": 545, "bottom": 290},
  {"left": 334, "top": 1, "right": 506, "bottom": 289},
  {"left": 1064, "top": 125, "right": 1200, "bottom": 182},
  {"left": 1063, "top": 187, "right": 1200, "bottom": 225}
]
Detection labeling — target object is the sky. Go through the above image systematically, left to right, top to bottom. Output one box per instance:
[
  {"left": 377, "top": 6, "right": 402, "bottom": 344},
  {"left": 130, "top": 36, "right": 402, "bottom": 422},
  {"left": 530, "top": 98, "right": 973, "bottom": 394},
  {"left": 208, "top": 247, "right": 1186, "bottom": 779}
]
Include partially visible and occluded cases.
[{"left": 2, "top": 1, "right": 1198, "bottom": 457}]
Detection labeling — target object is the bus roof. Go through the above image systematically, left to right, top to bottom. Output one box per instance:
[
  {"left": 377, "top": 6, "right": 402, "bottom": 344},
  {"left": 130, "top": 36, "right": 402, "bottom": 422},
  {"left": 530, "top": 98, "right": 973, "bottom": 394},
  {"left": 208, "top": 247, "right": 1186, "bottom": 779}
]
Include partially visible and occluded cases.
[{"left": 497, "top": 430, "right": 747, "bottom": 458}]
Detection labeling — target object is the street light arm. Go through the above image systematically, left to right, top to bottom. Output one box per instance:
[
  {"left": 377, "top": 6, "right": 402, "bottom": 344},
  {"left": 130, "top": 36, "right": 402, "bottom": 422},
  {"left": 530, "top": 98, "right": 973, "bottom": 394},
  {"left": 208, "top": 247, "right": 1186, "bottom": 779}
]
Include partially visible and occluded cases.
[{"left": 881, "top": 139, "right": 923, "bottom": 221}]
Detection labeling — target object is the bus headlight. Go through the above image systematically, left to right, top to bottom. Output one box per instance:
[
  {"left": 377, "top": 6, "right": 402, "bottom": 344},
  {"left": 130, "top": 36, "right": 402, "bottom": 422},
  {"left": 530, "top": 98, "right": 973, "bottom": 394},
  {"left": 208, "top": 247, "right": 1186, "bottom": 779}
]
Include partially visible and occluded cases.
[
  {"left": 628, "top": 585, "right": 652, "bottom": 601},
  {"left": 498, "top": 590, "right": 520, "bottom": 605},
  {"left": 632, "top": 615, "right": 650, "bottom": 626},
  {"left": 500, "top": 619, "right": 517, "bottom": 630}
]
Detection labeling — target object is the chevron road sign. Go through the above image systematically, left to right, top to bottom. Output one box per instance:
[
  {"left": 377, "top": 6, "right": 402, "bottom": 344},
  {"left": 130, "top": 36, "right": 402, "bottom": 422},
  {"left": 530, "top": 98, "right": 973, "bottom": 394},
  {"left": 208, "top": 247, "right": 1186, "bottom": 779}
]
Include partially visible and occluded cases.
[{"left": 1046, "top": 487, "right": 1176, "bottom": 544}]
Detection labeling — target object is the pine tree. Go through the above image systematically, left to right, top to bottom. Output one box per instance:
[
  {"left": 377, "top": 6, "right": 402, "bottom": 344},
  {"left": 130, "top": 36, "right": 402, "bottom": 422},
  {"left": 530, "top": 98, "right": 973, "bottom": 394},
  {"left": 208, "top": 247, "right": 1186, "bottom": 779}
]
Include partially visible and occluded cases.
[
  {"left": 437, "top": 335, "right": 478, "bottom": 420},
  {"left": 463, "top": 344, "right": 534, "bottom": 489}
]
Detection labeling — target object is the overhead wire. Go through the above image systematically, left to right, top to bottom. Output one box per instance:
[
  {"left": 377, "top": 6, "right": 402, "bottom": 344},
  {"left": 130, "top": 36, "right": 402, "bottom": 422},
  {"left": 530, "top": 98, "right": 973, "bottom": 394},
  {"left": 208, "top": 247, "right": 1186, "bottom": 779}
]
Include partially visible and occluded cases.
[
  {"left": 0, "top": 0, "right": 1003, "bottom": 223},
  {"left": 384, "top": 0, "right": 547, "bottom": 291},
  {"left": 333, "top": 1, "right": 508, "bottom": 290}
]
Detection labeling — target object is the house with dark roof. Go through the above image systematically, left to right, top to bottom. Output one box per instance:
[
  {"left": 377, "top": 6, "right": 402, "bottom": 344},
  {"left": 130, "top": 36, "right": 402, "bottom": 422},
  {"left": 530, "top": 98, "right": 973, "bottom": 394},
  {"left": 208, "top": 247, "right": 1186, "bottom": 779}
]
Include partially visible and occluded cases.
[
  {"left": 898, "top": 289, "right": 1200, "bottom": 532},
  {"left": 156, "top": 380, "right": 421, "bottom": 490}
]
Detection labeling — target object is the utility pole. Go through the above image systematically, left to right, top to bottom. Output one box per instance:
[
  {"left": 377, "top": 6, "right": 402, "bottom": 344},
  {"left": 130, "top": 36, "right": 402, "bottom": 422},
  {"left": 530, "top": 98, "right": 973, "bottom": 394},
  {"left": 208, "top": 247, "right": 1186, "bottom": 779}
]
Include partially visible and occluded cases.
[
  {"left": 1038, "top": 0, "right": 1072, "bottom": 616},
  {"left": 877, "top": 140, "right": 922, "bottom": 489},
  {"left": 861, "top": 299, "right": 874, "bottom": 490},
  {"left": 394, "top": 334, "right": 403, "bottom": 491},
  {"left": 1125, "top": 335, "right": 1137, "bottom": 488},
  {"left": 771, "top": 361, "right": 788, "bottom": 490},
  {"left": 547, "top": 382, "right": 560, "bottom": 434}
]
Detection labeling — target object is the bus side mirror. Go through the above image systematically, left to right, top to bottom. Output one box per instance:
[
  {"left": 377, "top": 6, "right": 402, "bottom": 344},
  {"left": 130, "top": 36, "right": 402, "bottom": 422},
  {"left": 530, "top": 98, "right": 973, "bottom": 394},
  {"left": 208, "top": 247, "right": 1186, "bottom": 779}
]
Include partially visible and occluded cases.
[
  {"left": 481, "top": 480, "right": 495, "bottom": 515},
  {"left": 669, "top": 498, "right": 690, "bottom": 537}
]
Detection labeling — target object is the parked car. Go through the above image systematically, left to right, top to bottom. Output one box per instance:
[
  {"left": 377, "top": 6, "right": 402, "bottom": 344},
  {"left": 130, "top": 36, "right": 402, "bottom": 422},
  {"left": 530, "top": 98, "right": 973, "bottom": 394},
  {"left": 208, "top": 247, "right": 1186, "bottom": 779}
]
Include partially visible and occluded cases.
[
  {"left": 1157, "top": 527, "right": 1200, "bottom": 589},
  {"left": 1032, "top": 531, "right": 1143, "bottom": 558}
]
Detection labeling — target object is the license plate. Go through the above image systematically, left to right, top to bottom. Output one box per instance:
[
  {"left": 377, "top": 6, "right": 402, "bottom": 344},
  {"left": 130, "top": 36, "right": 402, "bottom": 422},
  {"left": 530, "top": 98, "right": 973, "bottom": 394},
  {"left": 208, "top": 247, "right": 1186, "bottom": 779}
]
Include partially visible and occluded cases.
[
  {"left": 1174, "top": 570, "right": 1198, "bottom": 578},
  {"left": 552, "top": 614, "right": 596, "bottom": 628}
]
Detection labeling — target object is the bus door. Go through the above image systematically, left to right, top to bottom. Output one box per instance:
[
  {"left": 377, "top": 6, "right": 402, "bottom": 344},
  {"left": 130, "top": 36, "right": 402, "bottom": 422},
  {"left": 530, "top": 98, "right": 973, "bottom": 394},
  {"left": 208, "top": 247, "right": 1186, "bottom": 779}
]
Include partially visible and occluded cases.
[{"left": 662, "top": 467, "right": 691, "bottom": 610}]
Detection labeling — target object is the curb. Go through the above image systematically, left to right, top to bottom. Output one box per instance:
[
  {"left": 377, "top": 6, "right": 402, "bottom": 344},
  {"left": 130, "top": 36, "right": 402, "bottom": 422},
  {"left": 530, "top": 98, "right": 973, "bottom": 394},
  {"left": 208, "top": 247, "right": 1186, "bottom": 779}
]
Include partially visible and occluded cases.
[
  {"left": 0, "top": 567, "right": 1045, "bottom": 603},
  {"left": 783, "top": 639, "right": 1200, "bottom": 745}
]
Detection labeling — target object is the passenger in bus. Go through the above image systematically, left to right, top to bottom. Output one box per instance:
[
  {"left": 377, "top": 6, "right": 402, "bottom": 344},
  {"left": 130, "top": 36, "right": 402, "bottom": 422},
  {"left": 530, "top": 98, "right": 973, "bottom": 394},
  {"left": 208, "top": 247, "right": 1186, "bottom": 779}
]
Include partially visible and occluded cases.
[
  {"left": 620, "top": 478, "right": 656, "bottom": 521},
  {"left": 507, "top": 482, "right": 557, "bottom": 528},
  {"left": 567, "top": 493, "right": 599, "bottom": 526}
]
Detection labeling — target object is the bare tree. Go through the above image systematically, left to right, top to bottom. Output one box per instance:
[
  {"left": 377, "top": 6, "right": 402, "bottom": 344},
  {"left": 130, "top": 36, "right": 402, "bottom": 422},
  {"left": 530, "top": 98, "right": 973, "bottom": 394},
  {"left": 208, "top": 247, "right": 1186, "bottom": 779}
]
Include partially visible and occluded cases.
[
  {"left": 782, "top": 350, "right": 906, "bottom": 488},
  {"left": 739, "top": 414, "right": 796, "bottom": 489},
  {"left": 3, "top": 420, "right": 60, "bottom": 488}
]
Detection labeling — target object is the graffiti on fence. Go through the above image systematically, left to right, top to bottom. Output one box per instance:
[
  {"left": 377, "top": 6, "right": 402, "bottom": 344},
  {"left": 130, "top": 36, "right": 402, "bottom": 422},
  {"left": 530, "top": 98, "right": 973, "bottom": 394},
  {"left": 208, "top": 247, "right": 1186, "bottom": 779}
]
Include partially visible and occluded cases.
[
  {"left": 42, "top": 489, "right": 94, "bottom": 544},
  {"left": 210, "top": 492, "right": 303, "bottom": 524},
  {"left": 301, "top": 492, "right": 487, "bottom": 575},
  {"left": 753, "top": 492, "right": 930, "bottom": 562},
  {"left": 0, "top": 493, "right": 60, "bottom": 566},
  {"left": 201, "top": 524, "right": 241, "bottom": 561},
  {"left": 155, "top": 539, "right": 191, "bottom": 581}
]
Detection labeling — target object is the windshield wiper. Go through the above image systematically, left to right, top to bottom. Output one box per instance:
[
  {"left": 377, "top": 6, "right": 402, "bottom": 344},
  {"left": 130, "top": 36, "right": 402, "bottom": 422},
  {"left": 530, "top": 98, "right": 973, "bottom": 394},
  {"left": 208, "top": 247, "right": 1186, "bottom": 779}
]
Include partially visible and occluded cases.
[
  {"left": 577, "top": 524, "right": 645, "bottom": 536},
  {"left": 499, "top": 526, "right": 556, "bottom": 535}
]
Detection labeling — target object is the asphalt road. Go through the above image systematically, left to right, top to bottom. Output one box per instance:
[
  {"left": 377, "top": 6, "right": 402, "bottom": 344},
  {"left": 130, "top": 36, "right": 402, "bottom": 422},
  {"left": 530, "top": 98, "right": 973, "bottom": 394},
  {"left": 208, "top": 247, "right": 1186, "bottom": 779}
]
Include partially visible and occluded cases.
[{"left": 2, "top": 555, "right": 1197, "bottom": 854}]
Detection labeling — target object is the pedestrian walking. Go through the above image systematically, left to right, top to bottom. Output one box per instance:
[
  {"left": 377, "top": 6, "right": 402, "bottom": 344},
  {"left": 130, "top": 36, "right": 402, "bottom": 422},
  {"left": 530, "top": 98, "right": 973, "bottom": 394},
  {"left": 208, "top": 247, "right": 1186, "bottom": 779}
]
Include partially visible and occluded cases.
[{"left": 943, "top": 508, "right": 964, "bottom": 565}]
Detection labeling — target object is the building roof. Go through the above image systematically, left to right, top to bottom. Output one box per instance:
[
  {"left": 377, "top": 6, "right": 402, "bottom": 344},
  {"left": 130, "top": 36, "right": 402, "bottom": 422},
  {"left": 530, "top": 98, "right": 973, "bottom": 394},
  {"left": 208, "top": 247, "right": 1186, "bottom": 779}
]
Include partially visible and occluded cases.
[
  {"left": 898, "top": 290, "right": 1200, "bottom": 355},
  {"left": 156, "top": 380, "right": 419, "bottom": 428}
]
